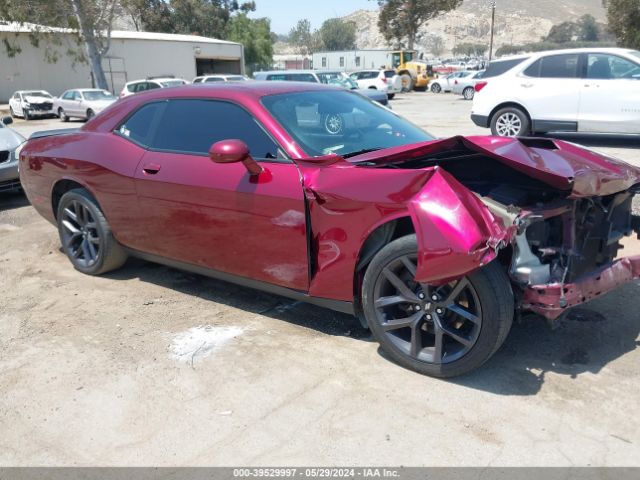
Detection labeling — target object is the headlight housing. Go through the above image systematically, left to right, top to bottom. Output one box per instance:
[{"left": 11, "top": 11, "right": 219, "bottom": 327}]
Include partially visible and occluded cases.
[{"left": 23, "top": 102, "right": 30, "bottom": 108}]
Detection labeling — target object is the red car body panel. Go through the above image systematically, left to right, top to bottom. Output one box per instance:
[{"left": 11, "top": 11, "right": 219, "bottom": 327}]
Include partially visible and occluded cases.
[{"left": 18, "top": 82, "right": 640, "bottom": 319}]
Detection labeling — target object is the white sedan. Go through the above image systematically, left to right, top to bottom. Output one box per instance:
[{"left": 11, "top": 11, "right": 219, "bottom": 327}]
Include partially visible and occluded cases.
[
  {"left": 54, "top": 89, "right": 117, "bottom": 122},
  {"left": 9, "top": 90, "right": 55, "bottom": 120}
]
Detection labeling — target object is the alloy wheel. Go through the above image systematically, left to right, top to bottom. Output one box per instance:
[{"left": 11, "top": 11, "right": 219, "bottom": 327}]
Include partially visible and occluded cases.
[
  {"left": 495, "top": 112, "right": 522, "bottom": 137},
  {"left": 60, "top": 200, "right": 101, "bottom": 268},
  {"left": 372, "top": 254, "right": 482, "bottom": 364}
]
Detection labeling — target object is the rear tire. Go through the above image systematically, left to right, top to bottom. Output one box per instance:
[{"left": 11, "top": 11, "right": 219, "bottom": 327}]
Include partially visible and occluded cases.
[
  {"left": 463, "top": 87, "right": 475, "bottom": 100},
  {"left": 387, "top": 93, "right": 395, "bottom": 100},
  {"left": 490, "top": 107, "right": 531, "bottom": 137},
  {"left": 58, "top": 108, "right": 69, "bottom": 122},
  {"left": 86, "top": 109, "right": 95, "bottom": 120},
  {"left": 57, "top": 188, "right": 127, "bottom": 275},
  {"left": 361, "top": 234, "right": 514, "bottom": 378}
]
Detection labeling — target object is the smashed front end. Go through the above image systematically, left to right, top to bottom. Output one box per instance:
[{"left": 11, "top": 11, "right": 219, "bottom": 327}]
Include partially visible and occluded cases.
[{"left": 349, "top": 136, "right": 640, "bottom": 320}]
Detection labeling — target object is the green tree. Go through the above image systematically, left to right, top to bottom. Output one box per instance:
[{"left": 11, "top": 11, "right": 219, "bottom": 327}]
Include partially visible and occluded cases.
[
  {"left": 0, "top": 0, "right": 120, "bottom": 90},
  {"left": 122, "top": 0, "right": 175, "bottom": 32},
  {"left": 377, "top": 0, "right": 462, "bottom": 50},
  {"left": 603, "top": 0, "right": 640, "bottom": 49},
  {"left": 227, "top": 13, "right": 273, "bottom": 73},
  {"left": 578, "top": 14, "right": 600, "bottom": 42},
  {"left": 318, "top": 18, "right": 356, "bottom": 51},
  {"left": 289, "top": 19, "right": 314, "bottom": 54},
  {"left": 545, "top": 21, "right": 579, "bottom": 43},
  {"left": 452, "top": 42, "right": 486, "bottom": 57}
]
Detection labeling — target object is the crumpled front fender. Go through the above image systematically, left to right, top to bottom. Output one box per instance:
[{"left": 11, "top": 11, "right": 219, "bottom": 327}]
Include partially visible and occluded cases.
[{"left": 408, "top": 168, "right": 513, "bottom": 284}]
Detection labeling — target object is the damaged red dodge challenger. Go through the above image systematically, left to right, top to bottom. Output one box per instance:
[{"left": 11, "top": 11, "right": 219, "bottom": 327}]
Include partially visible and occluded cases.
[{"left": 19, "top": 82, "right": 640, "bottom": 377}]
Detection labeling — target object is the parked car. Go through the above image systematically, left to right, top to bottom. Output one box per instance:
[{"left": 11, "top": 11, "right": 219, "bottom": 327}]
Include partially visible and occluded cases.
[
  {"left": 471, "top": 48, "right": 640, "bottom": 136},
  {"left": 253, "top": 70, "right": 390, "bottom": 106},
  {"left": 349, "top": 70, "right": 402, "bottom": 99},
  {"left": 451, "top": 70, "right": 485, "bottom": 100},
  {"left": 428, "top": 71, "right": 474, "bottom": 93},
  {"left": 192, "top": 74, "right": 249, "bottom": 83},
  {"left": 119, "top": 77, "right": 188, "bottom": 98},
  {"left": 18, "top": 82, "right": 640, "bottom": 377},
  {"left": 54, "top": 89, "right": 117, "bottom": 121},
  {"left": 8, "top": 90, "right": 55, "bottom": 120},
  {"left": 0, "top": 116, "right": 26, "bottom": 192}
]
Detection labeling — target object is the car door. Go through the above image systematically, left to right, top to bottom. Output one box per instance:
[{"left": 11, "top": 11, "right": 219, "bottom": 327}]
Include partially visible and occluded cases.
[
  {"left": 579, "top": 52, "right": 640, "bottom": 134},
  {"left": 519, "top": 53, "right": 582, "bottom": 127},
  {"left": 68, "top": 90, "right": 83, "bottom": 116},
  {"left": 10, "top": 93, "right": 21, "bottom": 116},
  {"left": 131, "top": 98, "right": 309, "bottom": 291}
]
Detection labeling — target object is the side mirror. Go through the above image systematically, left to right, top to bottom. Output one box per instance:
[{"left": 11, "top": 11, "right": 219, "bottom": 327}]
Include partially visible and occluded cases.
[
  {"left": 2, "top": 116, "right": 13, "bottom": 125},
  {"left": 209, "top": 139, "right": 263, "bottom": 176}
]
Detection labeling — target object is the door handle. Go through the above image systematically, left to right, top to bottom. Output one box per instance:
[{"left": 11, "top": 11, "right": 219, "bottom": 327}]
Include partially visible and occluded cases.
[{"left": 142, "top": 163, "right": 161, "bottom": 175}]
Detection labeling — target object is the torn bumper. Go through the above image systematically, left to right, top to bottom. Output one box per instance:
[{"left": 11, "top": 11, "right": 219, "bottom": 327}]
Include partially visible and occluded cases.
[{"left": 523, "top": 256, "right": 640, "bottom": 320}]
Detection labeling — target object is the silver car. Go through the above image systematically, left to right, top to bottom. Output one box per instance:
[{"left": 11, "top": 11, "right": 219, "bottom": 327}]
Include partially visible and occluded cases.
[
  {"left": 451, "top": 70, "right": 486, "bottom": 100},
  {"left": 54, "top": 89, "right": 117, "bottom": 122},
  {"left": 0, "top": 116, "right": 26, "bottom": 192}
]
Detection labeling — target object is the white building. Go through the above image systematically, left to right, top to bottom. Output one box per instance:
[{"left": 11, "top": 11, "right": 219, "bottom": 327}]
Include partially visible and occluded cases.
[
  {"left": 0, "top": 24, "right": 244, "bottom": 101},
  {"left": 312, "top": 49, "right": 396, "bottom": 71}
]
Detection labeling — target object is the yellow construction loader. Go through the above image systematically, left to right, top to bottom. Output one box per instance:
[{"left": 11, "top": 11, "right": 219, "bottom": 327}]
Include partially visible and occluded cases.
[{"left": 390, "top": 50, "right": 433, "bottom": 92}]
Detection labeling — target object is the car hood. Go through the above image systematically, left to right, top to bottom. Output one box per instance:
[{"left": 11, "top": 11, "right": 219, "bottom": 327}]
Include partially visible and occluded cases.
[
  {"left": 356, "top": 88, "right": 387, "bottom": 101},
  {"left": 24, "top": 96, "right": 53, "bottom": 104},
  {"left": 0, "top": 128, "right": 26, "bottom": 151},
  {"left": 343, "top": 135, "right": 640, "bottom": 198}
]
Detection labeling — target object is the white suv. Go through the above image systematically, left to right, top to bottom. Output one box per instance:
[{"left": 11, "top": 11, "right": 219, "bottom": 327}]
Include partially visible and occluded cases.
[
  {"left": 471, "top": 48, "right": 640, "bottom": 137},
  {"left": 349, "top": 70, "right": 402, "bottom": 99}
]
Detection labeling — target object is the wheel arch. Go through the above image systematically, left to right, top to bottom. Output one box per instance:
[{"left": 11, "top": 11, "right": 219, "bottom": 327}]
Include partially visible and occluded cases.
[
  {"left": 489, "top": 101, "right": 532, "bottom": 127},
  {"left": 51, "top": 178, "right": 98, "bottom": 220},
  {"left": 352, "top": 216, "right": 416, "bottom": 320}
]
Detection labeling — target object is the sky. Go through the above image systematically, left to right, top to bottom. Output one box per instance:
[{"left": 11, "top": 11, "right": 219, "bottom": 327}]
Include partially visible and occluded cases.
[{"left": 249, "top": 0, "right": 375, "bottom": 34}]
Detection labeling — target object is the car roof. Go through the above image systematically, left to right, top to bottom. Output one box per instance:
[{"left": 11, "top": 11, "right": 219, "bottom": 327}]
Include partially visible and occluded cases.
[
  {"left": 495, "top": 47, "right": 638, "bottom": 62},
  {"left": 255, "top": 70, "right": 344, "bottom": 75}
]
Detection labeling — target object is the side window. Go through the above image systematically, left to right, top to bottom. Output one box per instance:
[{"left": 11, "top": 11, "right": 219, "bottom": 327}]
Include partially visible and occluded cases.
[
  {"left": 539, "top": 54, "right": 580, "bottom": 78},
  {"left": 587, "top": 54, "right": 640, "bottom": 79},
  {"left": 523, "top": 59, "right": 542, "bottom": 77},
  {"left": 266, "top": 74, "right": 287, "bottom": 81},
  {"left": 289, "top": 74, "right": 317, "bottom": 82},
  {"left": 205, "top": 77, "right": 224, "bottom": 82},
  {"left": 193, "top": 78, "right": 203, "bottom": 83},
  {"left": 133, "top": 82, "right": 148, "bottom": 92},
  {"left": 146, "top": 82, "right": 161, "bottom": 90},
  {"left": 126, "top": 83, "right": 138, "bottom": 93},
  {"left": 73, "top": 91, "right": 82, "bottom": 100},
  {"left": 13, "top": 93, "right": 19, "bottom": 100},
  {"left": 151, "top": 100, "right": 279, "bottom": 160},
  {"left": 116, "top": 102, "right": 164, "bottom": 147}
]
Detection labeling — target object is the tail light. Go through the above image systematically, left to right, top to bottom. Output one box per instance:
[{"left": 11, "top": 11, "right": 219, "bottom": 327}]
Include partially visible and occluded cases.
[
  {"left": 379, "top": 72, "right": 388, "bottom": 83},
  {"left": 382, "top": 77, "right": 388, "bottom": 83},
  {"left": 475, "top": 81, "right": 488, "bottom": 93},
  {"left": 119, "top": 91, "right": 125, "bottom": 98}
]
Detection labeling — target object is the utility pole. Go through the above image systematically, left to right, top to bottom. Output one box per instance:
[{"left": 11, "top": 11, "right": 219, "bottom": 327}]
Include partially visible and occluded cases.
[{"left": 488, "top": 1, "right": 496, "bottom": 60}]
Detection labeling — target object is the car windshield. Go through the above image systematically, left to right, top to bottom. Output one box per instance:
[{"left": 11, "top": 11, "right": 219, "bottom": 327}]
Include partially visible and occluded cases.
[
  {"left": 160, "top": 80, "right": 186, "bottom": 87},
  {"left": 83, "top": 90, "right": 114, "bottom": 101},
  {"left": 262, "top": 90, "right": 434, "bottom": 158},
  {"left": 24, "top": 91, "right": 51, "bottom": 98}
]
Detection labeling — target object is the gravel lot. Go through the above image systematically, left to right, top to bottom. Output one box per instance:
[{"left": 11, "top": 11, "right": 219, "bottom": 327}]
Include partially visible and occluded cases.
[{"left": 1, "top": 92, "right": 639, "bottom": 466}]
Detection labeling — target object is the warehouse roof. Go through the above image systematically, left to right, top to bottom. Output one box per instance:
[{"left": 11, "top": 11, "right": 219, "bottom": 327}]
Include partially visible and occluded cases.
[{"left": 0, "top": 23, "right": 240, "bottom": 46}]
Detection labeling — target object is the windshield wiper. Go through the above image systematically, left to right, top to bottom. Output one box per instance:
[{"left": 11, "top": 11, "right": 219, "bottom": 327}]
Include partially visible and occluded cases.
[{"left": 342, "top": 147, "right": 384, "bottom": 159}]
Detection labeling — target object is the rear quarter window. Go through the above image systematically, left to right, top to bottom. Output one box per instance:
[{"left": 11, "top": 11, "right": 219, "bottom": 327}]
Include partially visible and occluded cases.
[
  {"left": 483, "top": 57, "right": 529, "bottom": 78},
  {"left": 116, "top": 102, "right": 164, "bottom": 147}
]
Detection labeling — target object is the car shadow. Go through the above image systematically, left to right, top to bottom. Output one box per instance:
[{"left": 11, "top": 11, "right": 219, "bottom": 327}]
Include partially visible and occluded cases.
[
  {"left": 539, "top": 132, "right": 640, "bottom": 150},
  {"left": 0, "top": 190, "right": 29, "bottom": 211},
  {"left": 104, "top": 258, "right": 370, "bottom": 340},
  {"left": 105, "top": 258, "right": 639, "bottom": 393},
  {"left": 451, "top": 288, "right": 640, "bottom": 395}
]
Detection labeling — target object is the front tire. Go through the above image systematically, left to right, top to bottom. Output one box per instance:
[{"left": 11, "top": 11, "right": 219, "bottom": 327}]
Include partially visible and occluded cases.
[
  {"left": 431, "top": 83, "right": 442, "bottom": 94},
  {"left": 387, "top": 93, "right": 395, "bottom": 100},
  {"left": 10, "top": 107, "right": 15, "bottom": 118},
  {"left": 491, "top": 107, "right": 531, "bottom": 137},
  {"left": 23, "top": 109, "right": 30, "bottom": 121},
  {"left": 86, "top": 109, "right": 95, "bottom": 120},
  {"left": 57, "top": 188, "right": 127, "bottom": 275},
  {"left": 361, "top": 235, "right": 514, "bottom": 378}
]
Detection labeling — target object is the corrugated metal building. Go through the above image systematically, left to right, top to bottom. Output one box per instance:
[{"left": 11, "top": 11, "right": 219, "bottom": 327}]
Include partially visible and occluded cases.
[
  {"left": 0, "top": 24, "right": 244, "bottom": 101},
  {"left": 312, "top": 49, "right": 395, "bottom": 71}
]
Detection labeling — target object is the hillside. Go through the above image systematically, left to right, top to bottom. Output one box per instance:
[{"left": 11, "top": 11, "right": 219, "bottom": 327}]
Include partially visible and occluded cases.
[{"left": 339, "top": 0, "right": 607, "bottom": 55}]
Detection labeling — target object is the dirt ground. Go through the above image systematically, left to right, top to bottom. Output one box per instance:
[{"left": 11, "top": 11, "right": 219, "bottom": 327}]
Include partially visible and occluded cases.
[{"left": 1, "top": 93, "right": 639, "bottom": 466}]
